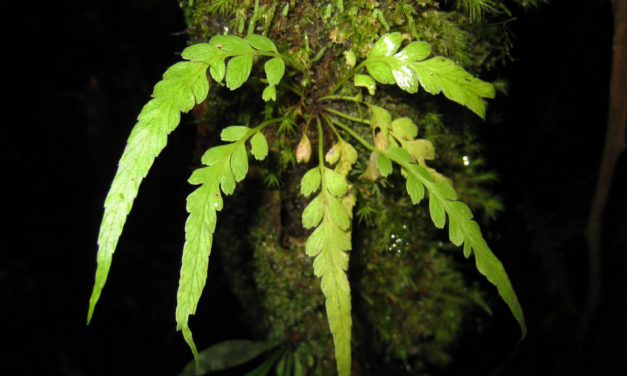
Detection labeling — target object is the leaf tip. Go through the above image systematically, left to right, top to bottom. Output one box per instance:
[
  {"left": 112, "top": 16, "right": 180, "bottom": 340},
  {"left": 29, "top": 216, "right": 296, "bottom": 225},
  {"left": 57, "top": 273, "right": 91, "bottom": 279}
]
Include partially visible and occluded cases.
[{"left": 181, "top": 324, "right": 201, "bottom": 370}]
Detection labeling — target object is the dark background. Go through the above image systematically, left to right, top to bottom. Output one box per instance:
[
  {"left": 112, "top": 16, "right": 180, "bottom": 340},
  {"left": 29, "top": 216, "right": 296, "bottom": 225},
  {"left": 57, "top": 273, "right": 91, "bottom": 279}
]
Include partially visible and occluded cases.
[{"left": 6, "top": 0, "right": 625, "bottom": 375}]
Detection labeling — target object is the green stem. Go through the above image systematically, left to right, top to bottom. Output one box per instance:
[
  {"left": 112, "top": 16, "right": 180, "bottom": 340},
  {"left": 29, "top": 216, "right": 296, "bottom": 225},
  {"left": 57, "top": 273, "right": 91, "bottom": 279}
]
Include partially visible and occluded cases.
[
  {"left": 318, "top": 94, "right": 362, "bottom": 103},
  {"left": 325, "top": 108, "right": 370, "bottom": 125},
  {"left": 321, "top": 113, "right": 344, "bottom": 142},
  {"left": 247, "top": 116, "right": 289, "bottom": 139},
  {"left": 317, "top": 117, "right": 325, "bottom": 167},
  {"left": 330, "top": 118, "right": 375, "bottom": 153}
]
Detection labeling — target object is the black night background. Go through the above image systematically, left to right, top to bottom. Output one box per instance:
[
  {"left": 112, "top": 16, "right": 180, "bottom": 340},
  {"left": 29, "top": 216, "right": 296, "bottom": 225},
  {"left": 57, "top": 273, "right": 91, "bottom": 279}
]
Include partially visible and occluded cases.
[{"left": 5, "top": 0, "right": 625, "bottom": 375}]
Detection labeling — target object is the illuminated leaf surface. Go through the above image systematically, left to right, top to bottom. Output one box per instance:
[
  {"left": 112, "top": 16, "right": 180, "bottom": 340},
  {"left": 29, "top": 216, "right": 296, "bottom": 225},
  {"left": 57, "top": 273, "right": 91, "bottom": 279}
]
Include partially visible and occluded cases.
[
  {"left": 245, "top": 34, "right": 278, "bottom": 52},
  {"left": 362, "top": 34, "right": 495, "bottom": 118},
  {"left": 226, "top": 55, "right": 253, "bottom": 90},
  {"left": 413, "top": 56, "right": 495, "bottom": 118},
  {"left": 264, "top": 57, "right": 285, "bottom": 85},
  {"left": 88, "top": 59, "right": 210, "bottom": 325},
  {"left": 354, "top": 74, "right": 376, "bottom": 95},
  {"left": 221, "top": 126, "right": 251, "bottom": 142},
  {"left": 250, "top": 132, "right": 268, "bottom": 160},
  {"left": 393, "top": 158, "right": 527, "bottom": 339},
  {"left": 302, "top": 166, "right": 352, "bottom": 376}
]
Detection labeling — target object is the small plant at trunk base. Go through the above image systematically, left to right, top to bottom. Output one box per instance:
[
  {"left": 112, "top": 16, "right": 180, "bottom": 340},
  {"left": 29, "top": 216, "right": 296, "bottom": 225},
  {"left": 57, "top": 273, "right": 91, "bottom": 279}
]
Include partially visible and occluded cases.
[{"left": 89, "top": 4, "right": 528, "bottom": 375}]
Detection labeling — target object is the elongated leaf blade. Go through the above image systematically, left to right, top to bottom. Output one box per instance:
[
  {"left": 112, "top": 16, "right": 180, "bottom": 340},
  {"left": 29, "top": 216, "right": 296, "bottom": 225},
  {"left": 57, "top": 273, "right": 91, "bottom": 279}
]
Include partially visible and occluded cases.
[
  {"left": 88, "top": 61, "right": 209, "bottom": 324},
  {"left": 177, "top": 137, "right": 252, "bottom": 363},
  {"left": 400, "top": 162, "right": 526, "bottom": 338},
  {"left": 303, "top": 168, "right": 352, "bottom": 376},
  {"left": 177, "top": 182, "right": 218, "bottom": 362}
]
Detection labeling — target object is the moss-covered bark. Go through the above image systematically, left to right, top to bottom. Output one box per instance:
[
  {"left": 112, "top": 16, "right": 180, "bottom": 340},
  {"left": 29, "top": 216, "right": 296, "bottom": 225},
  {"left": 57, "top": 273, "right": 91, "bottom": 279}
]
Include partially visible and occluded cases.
[{"left": 181, "top": 1, "right": 514, "bottom": 374}]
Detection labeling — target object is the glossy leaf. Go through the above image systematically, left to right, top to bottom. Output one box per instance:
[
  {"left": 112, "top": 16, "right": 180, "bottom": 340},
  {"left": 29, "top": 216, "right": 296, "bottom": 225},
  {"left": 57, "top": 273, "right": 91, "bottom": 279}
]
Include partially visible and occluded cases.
[
  {"left": 369, "top": 32, "right": 402, "bottom": 57},
  {"left": 362, "top": 35, "right": 495, "bottom": 118},
  {"left": 365, "top": 60, "right": 395, "bottom": 84},
  {"left": 354, "top": 74, "right": 376, "bottom": 95}
]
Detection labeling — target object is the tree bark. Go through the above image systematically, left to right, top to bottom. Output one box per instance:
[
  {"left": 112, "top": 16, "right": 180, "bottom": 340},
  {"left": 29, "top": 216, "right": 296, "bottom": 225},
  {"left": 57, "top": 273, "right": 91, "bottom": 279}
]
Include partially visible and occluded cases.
[{"left": 578, "top": 0, "right": 627, "bottom": 364}]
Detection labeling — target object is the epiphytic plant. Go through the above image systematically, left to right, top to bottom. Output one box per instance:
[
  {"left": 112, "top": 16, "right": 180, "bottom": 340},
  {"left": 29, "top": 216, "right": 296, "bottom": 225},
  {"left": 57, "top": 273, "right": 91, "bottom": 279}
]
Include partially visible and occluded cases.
[{"left": 89, "top": 4, "right": 526, "bottom": 375}]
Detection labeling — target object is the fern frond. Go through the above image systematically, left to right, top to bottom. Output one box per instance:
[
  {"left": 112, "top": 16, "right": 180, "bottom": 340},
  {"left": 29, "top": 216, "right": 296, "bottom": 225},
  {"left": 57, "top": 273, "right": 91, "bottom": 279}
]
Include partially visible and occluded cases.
[
  {"left": 360, "top": 33, "right": 495, "bottom": 118},
  {"left": 88, "top": 34, "right": 287, "bottom": 364},
  {"left": 87, "top": 58, "right": 210, "bottom": 324},
  {"left": 332, "top": 118, "right": 526, "bottom": 340},
  {"left": 301, "top": 122, "right": 353, "bottom": 376},
  {"left": 177, "top": 124, "right": 276, "bottom": 364},
  {"left": 403, "top": 163, "right": 526, "bottom": 338},
  {"left": 301, "top": 166, "right": 352, "bottom": 376}
]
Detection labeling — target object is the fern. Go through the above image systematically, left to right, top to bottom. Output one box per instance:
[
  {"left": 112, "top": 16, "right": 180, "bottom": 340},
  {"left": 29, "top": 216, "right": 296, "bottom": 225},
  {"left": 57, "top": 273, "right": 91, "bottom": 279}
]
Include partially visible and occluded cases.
[
  {"left": 89, "top": 31, "right": 526, "bottom": 376},
  {"left": 359, "top": 32, "right": 495, "bottom": 118},
  {"left": 87, "top": 33, "right": 286, "bottom": 363},
  {"left": 87, "top": 56, "right": 210, "bottom": 324},
  {"left": 330, "top": 112, "right": 527, "bottom": 339},
  {"left": 300, "top": 121, "right": 354, "bottom": 376},
  {"left": 178, "top": 123, "right": 274, "bottom": 361}
]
